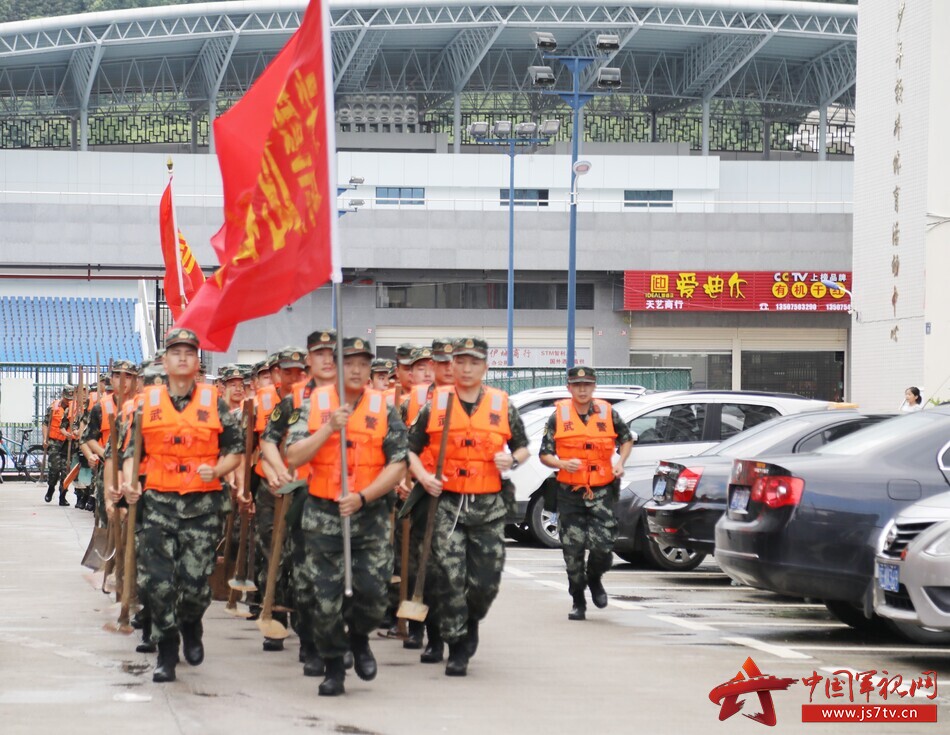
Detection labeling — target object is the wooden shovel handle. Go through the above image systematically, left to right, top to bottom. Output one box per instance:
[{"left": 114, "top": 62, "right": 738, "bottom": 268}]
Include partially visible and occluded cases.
[
  {"left": 412, "top": 396, "right": 454, "bottom": 600},
  {"left": 119, "top": 413, "right": 143, "bottom": 621},
  {"left": 261, "top": 493, "right": 288, "bottom": 620}
]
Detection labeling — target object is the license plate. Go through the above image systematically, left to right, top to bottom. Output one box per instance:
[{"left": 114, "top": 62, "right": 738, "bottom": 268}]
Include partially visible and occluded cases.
[
  {"left": 653, "top": 476, "right": 666, "bottom": 499},
  {"left": 729, "top": 487, "right": 751, "bottom": 512},
  {"left": 877, "top": 562, "right": 900, "bottom": 593}
]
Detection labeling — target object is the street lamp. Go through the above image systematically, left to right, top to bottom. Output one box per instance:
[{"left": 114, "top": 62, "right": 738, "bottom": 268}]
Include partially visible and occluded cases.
[
  {"left": 532, "top": 33, "right": 620, "bottom": 368},
  {"left": 468, "top": 119, "right": 561, "bottom": 368}
]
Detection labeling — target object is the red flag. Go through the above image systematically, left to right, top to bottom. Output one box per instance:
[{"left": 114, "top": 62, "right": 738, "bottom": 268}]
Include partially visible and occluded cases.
[
  {"left": 177, "top": 0, "right": 337, "bottom": 351},
  {"left": 159, "top": 181, "right": 206, "bottom": 320}
]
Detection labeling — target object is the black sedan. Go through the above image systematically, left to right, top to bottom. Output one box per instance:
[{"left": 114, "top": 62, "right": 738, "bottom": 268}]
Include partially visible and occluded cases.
[
  {"left": 715, "top": 406, "right": 950, "bottom": 632},
  {"left": 645, "top": 410, "right": 887, "bottom": 561}
]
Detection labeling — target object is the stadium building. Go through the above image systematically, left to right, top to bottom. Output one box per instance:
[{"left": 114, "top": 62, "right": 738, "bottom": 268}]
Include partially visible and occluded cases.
[{"left": 3, "top": 0, "right": 906, "bottom": 413}]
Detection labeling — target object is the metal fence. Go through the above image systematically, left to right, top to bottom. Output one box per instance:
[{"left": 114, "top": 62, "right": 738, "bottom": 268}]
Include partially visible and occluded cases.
[
  {"left": 0, "top": 362, "right": 99, "bottom": 444},
  {"left": 484, "top": 367, "right": 691, "bottom": 395}
]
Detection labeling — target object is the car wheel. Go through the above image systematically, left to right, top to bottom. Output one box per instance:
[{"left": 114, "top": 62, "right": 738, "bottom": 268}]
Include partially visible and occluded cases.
[
  {"left": 527, "top": 495, "right": 561, "bottom": 549},
  {"left": 644, "top": 536, "right": 707, "bottom": 572},
  {"left": 823, "top": 600, "right": 891, "bottom": 634},
  {"left": 886, "top": 619, "right": 950, "bottom": 644}
]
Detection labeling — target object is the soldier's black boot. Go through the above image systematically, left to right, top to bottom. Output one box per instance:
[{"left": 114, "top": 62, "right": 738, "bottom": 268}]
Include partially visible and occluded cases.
[
  {"left": 44, "top": 486, "right": 55, "bottom": 503},
  {"left": 58, "top": 489, "right": 69, "bottom": 506},
  {"left": 74, "top": 490, "right": 86, "bottom": 509},
  {"left": 588, "top": 576, "right": 608, "bottom": 609},
  {"left": 568, "top": 593, "right": 587, "bottom": 621},
  {"left": 136, "top": 616, "right": 157, "bottom": 654},
  {"left": 180, "top": 619, "right": 204, "bottom": 666},
  {"left": 464, "top": 619, "right": 479, "bottom": 658},
  {"left": 403, "top": 620, "right": 424, "bottom": 649},
  {"left": 350, "top": 633, "right": 377, "bottom": 681},
  {"left": 152, "top": 635, "right": 179, "bottom": 683},
  {"left": 420, "top": 636, "right": 444, "bottom": 664},
  {"left": 262, "top": 637, "right": 284, "bottom": 652},
  {"left": 299, "top": 639, "right": 316, "bottom": 664},
  {"left": 302, "top": 641, "right": 325, "bottom": 677},
  {"left": 444, "top": 641, "right": 469, "bottom": 677},
  {"left": 317, "top": 657, "right": 346, "bottom": 696}
]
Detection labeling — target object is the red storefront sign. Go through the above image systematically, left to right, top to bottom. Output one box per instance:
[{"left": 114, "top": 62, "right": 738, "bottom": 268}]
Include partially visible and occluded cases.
[{"left": 623, "top": 271, "right": 852, "bottom": 313}]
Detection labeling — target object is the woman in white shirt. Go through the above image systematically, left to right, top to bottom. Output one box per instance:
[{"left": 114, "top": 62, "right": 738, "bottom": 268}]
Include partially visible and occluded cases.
[{"left": 900, "top": 386, "right": 923, "bottom": 412}]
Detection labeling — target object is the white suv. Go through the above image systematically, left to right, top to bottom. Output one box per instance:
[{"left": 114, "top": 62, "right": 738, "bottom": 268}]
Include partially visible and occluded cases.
[{"left": 510, "top": 385, "right": 647, "bottom": 414}]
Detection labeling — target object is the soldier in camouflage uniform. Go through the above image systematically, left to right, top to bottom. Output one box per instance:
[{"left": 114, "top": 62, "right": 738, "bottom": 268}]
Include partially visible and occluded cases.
[
  {"left": 115, "top": 328, "right": 243, "bottom": 684},
  {"left": 285, "top": 337, "right": 408, "bottom": 697},
  {"left": 407, "top": 337, "right": 529, "bottom": 677},
  {"left": 539, "top": 367, "right": 634, "bottom": 621},
  {"left": 43, "top": 385, "right": 77, "bottom": 505}
]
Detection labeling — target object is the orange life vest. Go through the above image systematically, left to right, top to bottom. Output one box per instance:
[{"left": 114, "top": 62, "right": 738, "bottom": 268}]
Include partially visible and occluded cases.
[
  {"left": 405, "top": 383, "right": 430, "bottom": 427},
  {"left": 141, "top": 385, "right": 223, "bottom": 494},
  {"left": 255, "top": 385, "right": 279, "bottom": 433},
  {"left": 426, "top": 386, "right": 510, "bottom": 494},
  {"left": 307, "top": 387, "right": 388, "bottom": 500},
  {"left": 98, "top": 394, "right": 117, "bottom": 447},
  {"left": 553, "top": 399, "right": 617, "bottom": 489},
  {"left": 48, "top": 401, "right": 70, "bottom": 441}
]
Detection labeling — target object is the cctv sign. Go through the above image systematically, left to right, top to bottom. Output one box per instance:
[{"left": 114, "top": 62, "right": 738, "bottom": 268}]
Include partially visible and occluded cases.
[{"left": 622, "top": 271, "right": 852, "bottom": 313}]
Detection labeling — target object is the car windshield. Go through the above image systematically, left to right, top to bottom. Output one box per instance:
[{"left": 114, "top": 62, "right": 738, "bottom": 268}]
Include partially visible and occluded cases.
[
  {"left": 813, "top": 411, "right": 938, "bottom": 456},
  {"left": 706, "top": 415, "right": 811, "bottom": 459}
]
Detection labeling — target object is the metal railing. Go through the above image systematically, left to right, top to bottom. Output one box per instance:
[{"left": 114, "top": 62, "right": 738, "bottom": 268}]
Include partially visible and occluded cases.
[{"left": 484, "top": 367, "right": 691, "bottom": 394}]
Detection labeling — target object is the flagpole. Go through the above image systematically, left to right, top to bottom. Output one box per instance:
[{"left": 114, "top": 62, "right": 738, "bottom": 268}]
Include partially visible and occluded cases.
[
  {"left": 319, "top": 0, "right": 351, "bottom": 597},
  {"left": 166, "top": 157, "right": 187, "bottom": 315}
]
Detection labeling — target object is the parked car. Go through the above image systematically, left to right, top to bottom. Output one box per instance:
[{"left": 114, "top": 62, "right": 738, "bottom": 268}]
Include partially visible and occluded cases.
[
  {"left": 510, "top": 385, "right": 647, "bottom": 414},
  {"left": 508, "top": 390, "right": 839, "bottom": 549},
  {"left": 715, "top": 406, "right": 950, "bottom": 633},
  {"left": 644, "top": 410, "right": 888, "bottom": 565},
  {"left": 874, "top": 494, "right": 950, "bottom": 642}
]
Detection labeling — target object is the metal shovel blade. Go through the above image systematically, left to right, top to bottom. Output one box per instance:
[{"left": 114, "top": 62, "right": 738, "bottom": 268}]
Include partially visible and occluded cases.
[
  {"left": 227, "top": 578, "right": 257, "bottom": 592},
  {"left": 396, "top": 598, "right": 428, "bottom": 623},
  {"left": 224, "top": 604, "right": 253, "bottom": 619},
  {"left": 256, "top": 617, "right": 289, "bottom": 639},
  {"left": 102, "top": 620, "right": 134, "bottom": 635}
]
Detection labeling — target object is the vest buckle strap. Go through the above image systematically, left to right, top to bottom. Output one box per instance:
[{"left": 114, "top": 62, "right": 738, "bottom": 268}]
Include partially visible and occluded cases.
[
  {"left": 584, "top": 443, "right": 594, "bottom": 450},
  {"left": 569, "top": 484, "right": 595, "bottom": 501}
]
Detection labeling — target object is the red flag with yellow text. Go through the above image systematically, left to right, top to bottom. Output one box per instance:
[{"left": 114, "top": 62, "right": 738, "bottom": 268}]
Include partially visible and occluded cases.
[
  {"left": 177, "top": 0, "right": 337, "bottom": 350},
  {"left": 159, "top": 181, "right": 206, "bottom": 320}
]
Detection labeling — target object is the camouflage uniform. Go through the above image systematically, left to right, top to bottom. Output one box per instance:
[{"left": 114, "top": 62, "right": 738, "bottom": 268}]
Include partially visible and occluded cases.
[
  {"left": 122, "top": 385, "right": 242, "bottom": 645},
  {"left": 407, "top": 391, "right": 529, "bottom": 647},
  {"left": 287, "top": 393, "right": 408, "bottom": 660},
  {"left": 81, "top": 398, "right": 111, "bottom": 523},
  {"left": 539, "top": 405, "right": 633, "bottom": 602}
]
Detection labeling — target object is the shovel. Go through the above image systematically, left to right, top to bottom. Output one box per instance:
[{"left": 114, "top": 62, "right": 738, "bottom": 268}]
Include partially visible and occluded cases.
[
  {"left": 398, "top": 396, "right": 453, "bottom": 623},
  {"left": 228, "top": 399, "right": 258, "bottom": 595},
  {"left": 105, "top": 413, "right": 142, "bottom": 634},
  {"left": 61, "top": 461, "right": 81, "bottom": 491},
  {"left": 256, "top": 482, "right": 296, "bottom": 640}
]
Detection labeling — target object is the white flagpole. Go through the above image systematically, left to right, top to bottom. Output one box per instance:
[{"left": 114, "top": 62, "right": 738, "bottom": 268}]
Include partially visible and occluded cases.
[
  {"left": 318, "top": 0, "right": 352, "bottom": 597},
  {"left": 166, "top": 157, "right": 187, "bottom": 314}
]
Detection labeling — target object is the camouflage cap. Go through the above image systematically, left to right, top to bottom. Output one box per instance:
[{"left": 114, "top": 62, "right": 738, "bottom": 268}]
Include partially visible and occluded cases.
[
  {"left": 164, "top": 327, "right": 200, "bottom": 350},
  {"left": 307, "top": 328, "right": 338, "bottom": 352},
  {"left": 340, "top": 336, "right": 374, "bottom": 358},
  {"left": 452, "top": 336, "right": 488, "bottom": 360},
  {"left": 431, "top": 338, "right": 455, "bottom": 363},
  {"left": 395, "top": 343, "right": 416, "bottom": 366},
  {"left": 409, "top": 346, "right": 434, "bottom": 365},
  {"left": 278, "top": 347, "right": 307, "bottom": 369},
  {"left": 154, "top": 348, "right": 166, "bottom": 360},
  {"left": 265, "top": 352, "right": 281, "bottom": 371},
  {"left": 371, "top": 358, "right": 395, "bottom": 374},
  {"left": 110, "top": 359, "right": 138, "bottom": 376},
  {"left": 252, "top": 360, "right": 268, "bottom": 376},
  {"left": 221, "top": 364, "right": 244, "bottom": 382},
  {"left": 567, "top": 366, "right": 597, "bottom": 384},
  {"left": 97, "top": 372, "right": 109, "bottom": 382},
  {"left": 62, "top": 384, "right": 76, "bottom": 398}
]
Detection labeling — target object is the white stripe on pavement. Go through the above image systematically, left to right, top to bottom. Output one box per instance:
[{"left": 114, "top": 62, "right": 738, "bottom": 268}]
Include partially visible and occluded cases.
[
  {"left": 649, "top": 614, "right": 716, "bottom": 632},
  {"left": 723, "top": 636, "right": 812, "bottom": 660}
]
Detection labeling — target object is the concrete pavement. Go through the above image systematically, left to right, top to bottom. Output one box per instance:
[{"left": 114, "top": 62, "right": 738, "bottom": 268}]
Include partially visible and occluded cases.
[{"left": 1, "top": 482, "right": 947, "bottom": 735}]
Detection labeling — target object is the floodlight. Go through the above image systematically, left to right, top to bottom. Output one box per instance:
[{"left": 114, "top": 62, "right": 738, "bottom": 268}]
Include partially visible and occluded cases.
[
  {"left": 532, "top": 31, "right": 557, "bottom": 52},
  {"left": 596, "top": 34, "right": 621, "bottom": 52},
  {"left": 529, "top": 65, "right": 556, "bottom": 87},
  {"left": 596, "top": 67, "right": 622, "bottom": 89},
  {"left": 539, "top": 119, "right": 561, "bottom": 137},
  {"left": 492, "top": 120, "right": 513, "bottom": 138},
  {"left": 468, "top": 121, "right": 490, "bottom": 138},
  {"left": 514, "top": 121, "right": 538, "bottom": 138},
  {"left": 572, "top": 160, "right": 592, "bottom": 176},
  {"left": 349, "top": 176, "right": 364, "bottom": 185},
  {"left": 349, "top": 199, "right": 365, "bottom": 208}
]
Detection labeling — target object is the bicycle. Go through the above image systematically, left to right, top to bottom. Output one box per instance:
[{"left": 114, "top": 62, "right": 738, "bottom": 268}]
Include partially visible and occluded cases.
[{"left": 0, "top": 428, "right": 47, "bottom": 483}]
